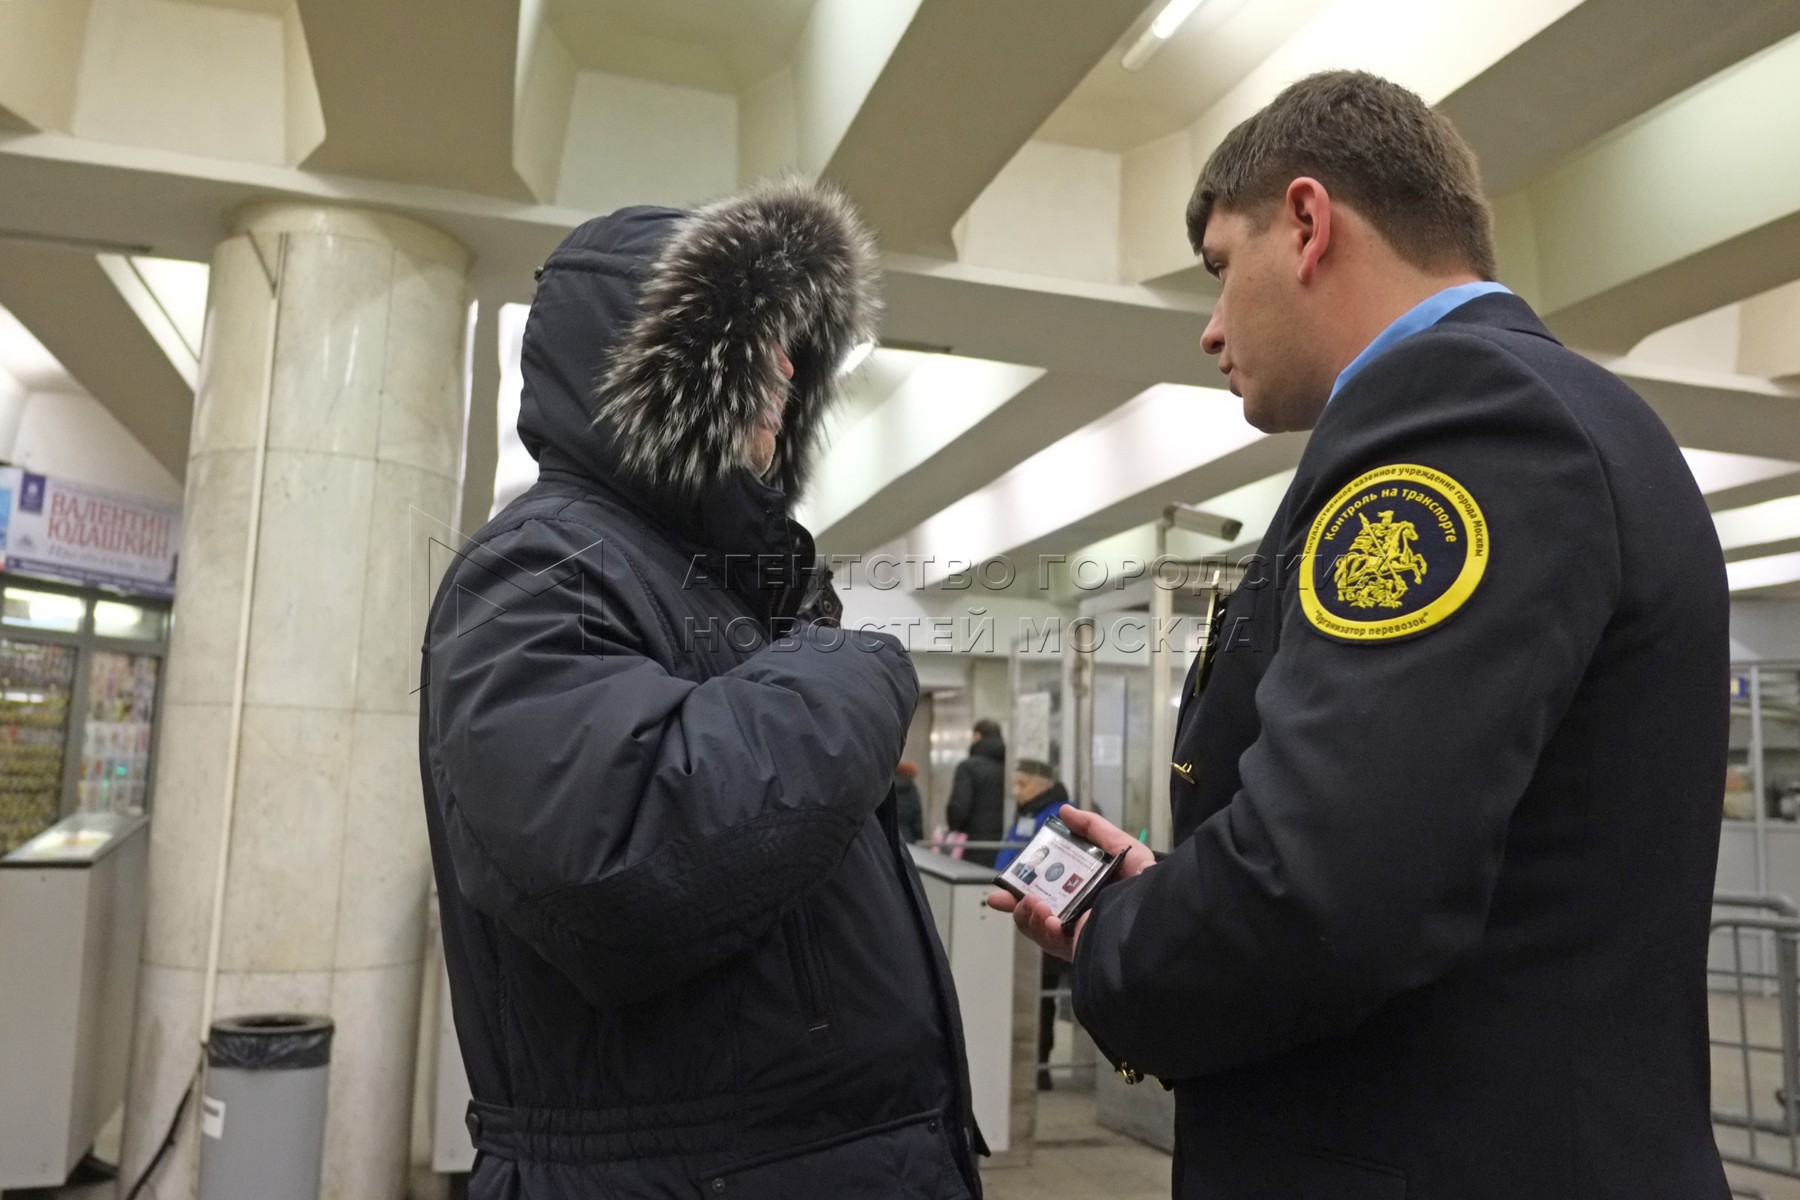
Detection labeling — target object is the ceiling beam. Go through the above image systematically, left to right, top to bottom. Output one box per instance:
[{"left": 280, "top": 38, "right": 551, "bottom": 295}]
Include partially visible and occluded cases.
[
  {"left": 295, "top": 0, "right": 533, "bottom": 199},
  {"left": 815, "top": 0, "right": 1146, "bottom": 255},
  {"left": 1120, "top": 0, "right": 1590, "bottom": 285},
  {"left": 1440, "top": 0, "right": 1800, "bottom": 196},
  {"left": 0, "top": 1, "right": 89, "bottom": 135},
  {"left": 1507, "top": 32, "right": 1800, "bottom": 352},
  {"left": 0, "top": 131, "right": 1207, "bottom": 353},
  {"left": 6, "top": 131, "right": 1798, "bottom": 545},
  {"left": 0, "top": 132, "right": 573, "bottom": 305},
  {"left": 0, "top": 240, "right": 192, "bottom": 478},
  {"left": 882, "top": 254, "right": 1211, "bottom": 386},
  {"left": 887, "top": 348, "right": 1800, "bottom": 592},
  {"left": 1600, "top": 355, "right": 1800, "bottom": 460},
  {"left": 810, "top": 369, "right": 1144, "bottom": 558},
  {"left": 890, "top": 383, "right": 1289, "bottom": 584},
  {"left": 992, "top": 434, "right": 1307, "bottom": 584},
  {"left": 1706, "top": 472, "right": 1800, "bottom": 514}
]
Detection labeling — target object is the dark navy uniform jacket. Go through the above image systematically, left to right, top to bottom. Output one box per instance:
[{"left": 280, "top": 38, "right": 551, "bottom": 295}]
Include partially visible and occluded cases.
[{"left": 1072, "top": 292, "right": 1730, "bottom": 1199}]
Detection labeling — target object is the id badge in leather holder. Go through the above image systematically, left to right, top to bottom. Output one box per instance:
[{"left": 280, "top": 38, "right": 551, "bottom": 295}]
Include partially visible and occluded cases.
[{"left": 992, "top": 815, "right": 1122, "bottom": 925}]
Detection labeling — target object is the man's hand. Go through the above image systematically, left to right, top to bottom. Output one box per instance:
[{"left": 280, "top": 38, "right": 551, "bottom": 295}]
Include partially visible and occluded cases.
[{"left": 987, "top": 806, "right": 1157, "bottom": 962}]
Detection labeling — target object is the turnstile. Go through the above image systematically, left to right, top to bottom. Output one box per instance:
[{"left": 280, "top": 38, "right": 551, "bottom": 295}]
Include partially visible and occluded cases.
[{"left": 910, "top": 845, "right": 1017, "bottom": 1153}]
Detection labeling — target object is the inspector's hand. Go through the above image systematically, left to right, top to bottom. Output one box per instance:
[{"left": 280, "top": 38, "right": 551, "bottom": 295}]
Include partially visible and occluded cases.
[{"left": 987, "top": 806, "right": 1157, "bottom": 963}]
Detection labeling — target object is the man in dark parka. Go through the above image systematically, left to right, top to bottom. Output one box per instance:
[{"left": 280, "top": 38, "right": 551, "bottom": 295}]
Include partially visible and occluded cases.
[
  {"left": 419, "top": 180, "right": 982, "bottom": 1200},
  {"left": 945, "top": 720, "right": 1007, "bottom": 867}
]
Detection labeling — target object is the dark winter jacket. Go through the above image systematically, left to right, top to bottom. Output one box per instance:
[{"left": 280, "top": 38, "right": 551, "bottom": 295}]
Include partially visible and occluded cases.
[
  {"left": 419, "top": 182, "right": 981, "bottom": 1200},
  {"left": 945, "top": 736, "right": 1006, "bottom": 867},
  {"left": 893, "top": 773, "right": 925, "bottom": 845}
]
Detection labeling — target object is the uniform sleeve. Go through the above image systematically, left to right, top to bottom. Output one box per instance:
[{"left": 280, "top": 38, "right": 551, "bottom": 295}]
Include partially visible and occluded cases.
[
  {"left": 1072, "top": 331, "right": 1622, "bottom": 1080},
  {"left": 425, "top": 519, "right": 918, "bottom": 1009}
]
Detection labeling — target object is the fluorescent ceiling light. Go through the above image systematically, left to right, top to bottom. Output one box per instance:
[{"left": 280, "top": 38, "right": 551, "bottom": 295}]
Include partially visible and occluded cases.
[
  {"left": 1122, "top": 0, "right": 1207, "bottom": 70},
  {"left": 1151, "top": 0, "right": 1206, "bottom": 39},
  {"left": 96, "top": 254, "right": 206, "bottom": 389},
  {"left": 130, "top": 258, "right": 209, "bottom": 358},
  {"left": 0, "top": 302, "right": 75, "bottom": 394},
  {"left": 839, "top": 340, "right": 877, "bottom": 376},
  {"left": 804, "top": 354, "right": 1044, "bottom": 534},
  {"left": 905, "top": 384, "right": 1262, "bottom": 585},
  {"left": 1681, "top": 447, "right": 1799, "bottom": 495},
  {"left": 1713, "top": 494, "right": 1800, "bottom": 554},
  {"left": 1728, "top": 550, "right": 1800, "bottom": 593}
]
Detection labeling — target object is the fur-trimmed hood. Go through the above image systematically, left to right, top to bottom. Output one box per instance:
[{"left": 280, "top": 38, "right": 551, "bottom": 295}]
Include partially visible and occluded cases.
[{"left": 516, "top": 180, "right": 879, "bottom": 530}]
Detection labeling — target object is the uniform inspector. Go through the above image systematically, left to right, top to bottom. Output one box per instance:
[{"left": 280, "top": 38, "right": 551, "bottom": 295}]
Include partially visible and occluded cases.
[{"left": 993, "top": 70, "right": 1732, "bottom": 1199}]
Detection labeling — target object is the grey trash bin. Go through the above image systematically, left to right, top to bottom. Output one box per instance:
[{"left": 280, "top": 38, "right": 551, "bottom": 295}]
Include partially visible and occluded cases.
[{"left": 198, "top": 1014, "right": 333, "bottom": 1200}]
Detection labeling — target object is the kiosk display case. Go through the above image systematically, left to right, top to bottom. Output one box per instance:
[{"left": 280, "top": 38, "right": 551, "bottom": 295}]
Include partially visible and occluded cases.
[{"left": 0, "top": 582, "right": 169, "bottom": 854}]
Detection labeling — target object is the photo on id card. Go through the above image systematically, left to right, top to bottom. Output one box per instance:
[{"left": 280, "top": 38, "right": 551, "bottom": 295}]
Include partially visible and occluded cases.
[{"left": 993, "top": 814, "right": 1122, "bottom": 925}]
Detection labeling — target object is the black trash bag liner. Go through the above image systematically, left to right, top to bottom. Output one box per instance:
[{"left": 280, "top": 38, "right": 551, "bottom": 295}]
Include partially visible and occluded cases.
[{"left": 207, "top": 1014, "right": 334, "bottom": 1071}]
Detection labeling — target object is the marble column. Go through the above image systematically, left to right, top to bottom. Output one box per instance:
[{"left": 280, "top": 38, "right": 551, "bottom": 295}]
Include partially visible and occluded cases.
[{"left": 121, "top": 203, "right": 470, "bottom": 1199}]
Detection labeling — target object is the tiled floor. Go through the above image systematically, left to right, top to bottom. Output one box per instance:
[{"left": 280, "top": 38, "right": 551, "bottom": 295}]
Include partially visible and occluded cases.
[
  {"left": 1715, "top": 990, "right": 1800, "bottom": 1199},
  {"left": 17, "top": 996, "right": 1800, "bottom": 1200},
  {"left": 982, "top": 1087, "right": 1172, "bottom": 1200},
  {"left": 3, "top": 1172, "right": 112, "bottom": 1200}
]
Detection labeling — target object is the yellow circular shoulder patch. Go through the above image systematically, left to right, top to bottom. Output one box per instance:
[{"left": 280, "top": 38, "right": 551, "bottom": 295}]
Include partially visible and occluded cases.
[{"left": 1299, "top": 463, "right": 1488, "bottom": 642}]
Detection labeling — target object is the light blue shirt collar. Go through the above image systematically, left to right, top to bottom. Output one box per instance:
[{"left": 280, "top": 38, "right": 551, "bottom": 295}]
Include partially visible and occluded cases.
[{"left": 1329, "top": 281, "right": 1512, "bottom": 402}]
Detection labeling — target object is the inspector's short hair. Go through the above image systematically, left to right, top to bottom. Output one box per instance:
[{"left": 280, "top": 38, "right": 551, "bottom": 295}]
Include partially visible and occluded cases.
[{"left": 1187, "top": 70, "right": 1496, "bottom": 280}]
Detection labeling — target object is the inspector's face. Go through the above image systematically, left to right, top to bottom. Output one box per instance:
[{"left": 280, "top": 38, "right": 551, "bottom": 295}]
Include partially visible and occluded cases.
[
  {"left": 1199, "top": 207, "right": 1323, "bottom": 434},
  {"left": 748, "top": 346, "right": 795, "bottom": 477}
]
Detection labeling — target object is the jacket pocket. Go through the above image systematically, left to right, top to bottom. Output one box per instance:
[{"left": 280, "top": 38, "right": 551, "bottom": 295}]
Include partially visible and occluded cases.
[
  {"left": 783, "top": 902, "right": 832, "bottom": 1035},
  {"left": 696, "top": 1110, "right": 968, "bottom": 1200}
]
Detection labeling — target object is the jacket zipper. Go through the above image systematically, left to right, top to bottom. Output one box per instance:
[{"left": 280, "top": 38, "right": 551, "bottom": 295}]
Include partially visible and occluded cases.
[
  {"left": 880, "top": 790, "right": 987, "bottom": 1185},
  {"left": 787, "top": 904, "right": 830, "bottom": 1033}
]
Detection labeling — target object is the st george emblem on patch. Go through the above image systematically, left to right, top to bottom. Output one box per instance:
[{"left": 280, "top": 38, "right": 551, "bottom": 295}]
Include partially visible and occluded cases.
[{"left": 1299, "top": 463, "right": 1488, "bottom": 642}]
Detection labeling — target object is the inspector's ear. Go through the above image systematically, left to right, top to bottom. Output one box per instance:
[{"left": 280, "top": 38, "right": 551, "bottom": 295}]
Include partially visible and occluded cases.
[{"left": 1285, "top": 177, "right": 1334, "bottom": 286}]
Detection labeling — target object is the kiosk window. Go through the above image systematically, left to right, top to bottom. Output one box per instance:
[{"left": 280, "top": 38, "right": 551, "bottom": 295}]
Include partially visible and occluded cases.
[{"left": 2, "top": 588, "right": 86, "bottom": 634}]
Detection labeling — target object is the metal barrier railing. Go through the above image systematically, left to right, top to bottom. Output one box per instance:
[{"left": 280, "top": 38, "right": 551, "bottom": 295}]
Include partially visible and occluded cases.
[
  {"left": 1717, "top": 894, "right": 1800, "bottom": 918},
  {"left": 1712, "top": 896, "right": 1800, "bottom": 1180},
  {"left": 1038, "top": 982, "right": 1095, "bottom": 1084}
]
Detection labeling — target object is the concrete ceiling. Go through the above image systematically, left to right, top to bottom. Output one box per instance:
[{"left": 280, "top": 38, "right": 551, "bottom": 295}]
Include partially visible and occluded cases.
[
  {"left": 0, "top": 0, "right": 1799, "bottom": 598},
  {"left": 183, "top": 0, "right": 294, "bottom": 12},
  {"left": 296, "top": 0, "right": 534, "bottom": 197},
  {"left": 545, "top": 0, "right": 815, "bottom": 93},
  {"left": 814, "top": 0, "right": 1149, "bottom": 255},
  {"left": 1037, "top": 0, "right": 1336, "bottom": 152},
  {"left": 0, "top": 239, "right": 194, "bottom": 478}
]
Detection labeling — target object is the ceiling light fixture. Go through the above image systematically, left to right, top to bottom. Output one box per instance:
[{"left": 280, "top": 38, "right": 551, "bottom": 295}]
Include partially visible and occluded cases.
[
  {"left": 1121, "top": 0, "right": 1207, "bottom": 71},
  {"left": 838, "top": 340, "right": 877, "bottom": 375}
]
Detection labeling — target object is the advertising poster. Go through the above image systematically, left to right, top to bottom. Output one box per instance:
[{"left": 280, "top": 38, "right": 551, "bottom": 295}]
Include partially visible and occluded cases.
[{"left": 0, "top": 470, "right": 180, "bottom": 598}]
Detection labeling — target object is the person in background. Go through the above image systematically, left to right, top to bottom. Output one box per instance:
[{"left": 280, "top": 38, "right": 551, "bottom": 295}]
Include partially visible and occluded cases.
[
  {"left": 945, "top": 718, "right": 1006, "bottom": 866},
  {"left": 996, "top": 758, "right": 1076, "bottom": 1091},
  {"left": 994, "top": 759, "right": 1067, "bottom": 872},
  {"left": 893, "top": 760, "right": 925, "bottom": 844}
]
